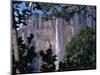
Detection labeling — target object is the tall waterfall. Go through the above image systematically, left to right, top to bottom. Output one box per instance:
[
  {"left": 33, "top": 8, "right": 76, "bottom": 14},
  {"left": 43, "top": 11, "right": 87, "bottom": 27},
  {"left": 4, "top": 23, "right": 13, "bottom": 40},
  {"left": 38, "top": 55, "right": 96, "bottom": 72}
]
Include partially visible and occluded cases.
[
  {"left": 55, "top": 18, "right": 60, "bottom": 70},
  {"left": 55, "top": 18, "right": 64, "bottom": 70}
]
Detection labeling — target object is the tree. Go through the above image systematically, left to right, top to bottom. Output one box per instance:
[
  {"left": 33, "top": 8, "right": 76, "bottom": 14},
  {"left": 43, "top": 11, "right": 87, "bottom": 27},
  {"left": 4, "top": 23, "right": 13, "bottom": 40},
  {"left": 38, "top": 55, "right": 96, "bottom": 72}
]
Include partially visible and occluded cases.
[
  {"left": 12, "top": 1, "right": 33, "bottom": 74},
  {"left": 12, "top": 1, "right": 96, "bottom": 73},
  {"left": 12, "top": 2, "right": 59, "bottom": 73},
  {"left": 59, "top": 26, "right": 96, "bottom": 71},
  {"left": 12, "top": 33, "right": 37, "bottom": 74},
  {"left": 39, "top": 47, "right": 57, "bottom": 72}
]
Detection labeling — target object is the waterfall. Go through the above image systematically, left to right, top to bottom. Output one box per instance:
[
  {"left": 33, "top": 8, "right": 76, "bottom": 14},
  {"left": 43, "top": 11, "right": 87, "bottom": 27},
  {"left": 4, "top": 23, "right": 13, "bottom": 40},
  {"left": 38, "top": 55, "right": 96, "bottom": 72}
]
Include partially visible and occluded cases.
[
  {"left": 55, "top": 18, "right": 60, "bottom": 70},
  {"left": 55, "top": 18, "right": 64, "bottom": 71}
]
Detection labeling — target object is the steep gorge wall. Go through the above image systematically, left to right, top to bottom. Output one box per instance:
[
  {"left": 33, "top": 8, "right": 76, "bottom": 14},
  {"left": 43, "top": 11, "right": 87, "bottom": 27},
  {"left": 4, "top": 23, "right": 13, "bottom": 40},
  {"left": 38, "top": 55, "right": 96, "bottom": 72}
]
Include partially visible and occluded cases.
[
  {"left": 16, "top": 6, "right": 96, "bottom": 71},
  {"left": 17, "top": 6, "right": 96, "bottom": 66}
]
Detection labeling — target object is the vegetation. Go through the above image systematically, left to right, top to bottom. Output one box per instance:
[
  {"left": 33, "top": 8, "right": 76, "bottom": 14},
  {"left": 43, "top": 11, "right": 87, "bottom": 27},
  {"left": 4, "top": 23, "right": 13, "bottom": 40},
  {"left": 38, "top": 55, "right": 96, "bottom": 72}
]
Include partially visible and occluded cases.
[
  {"left": 12, "top": 1, "right": 96, "bottom": 74},
  {"left": 12, "top": 26, "right": 96, "bottom": 74},
  {"left": 59, "top": 26, "right": 96, "bottom": 71},
  {"left": 12, "top": 34, "right": 37, "bottom": 74},
  {"left": 12, "top": 35, "right": 57, "bottom": 74},
  {"left": 39, "top": 48, "right": 56, "bottom": 72}
]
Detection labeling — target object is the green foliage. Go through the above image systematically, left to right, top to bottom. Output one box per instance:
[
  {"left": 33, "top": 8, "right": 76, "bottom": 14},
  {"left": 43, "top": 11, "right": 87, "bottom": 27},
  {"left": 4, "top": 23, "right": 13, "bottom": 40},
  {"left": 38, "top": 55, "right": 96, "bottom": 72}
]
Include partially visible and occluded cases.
[
  {"left": 12, "top": 1, "right": 96, "bottom": 73},
  {"left": 12, "top": 2, "right": 32, "bottom": 29},
  {"left": 40, "top": 3, "right": 56, "bottom": 12},
  {"left": 42, "top": 14, "right": 52, "bottom": 21},
  {"left": 60, "top": 26, "right": 96, "bottom": 71},
  {"left": 12, "top": 34, "right": 37, "bottom": 74},
  {"left": 39, "top": 48, "right": 56, "bottom": 72}
]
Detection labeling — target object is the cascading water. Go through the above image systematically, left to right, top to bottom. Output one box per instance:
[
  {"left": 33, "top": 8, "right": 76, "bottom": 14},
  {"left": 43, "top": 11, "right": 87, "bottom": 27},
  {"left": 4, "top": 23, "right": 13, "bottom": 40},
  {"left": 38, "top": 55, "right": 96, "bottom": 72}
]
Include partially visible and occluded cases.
[
  {"left": 55, "top": 18, "right": 60, "bottom": 70},
  {"left": 55, "top": 18, "right": 64, "bottom": 71}
]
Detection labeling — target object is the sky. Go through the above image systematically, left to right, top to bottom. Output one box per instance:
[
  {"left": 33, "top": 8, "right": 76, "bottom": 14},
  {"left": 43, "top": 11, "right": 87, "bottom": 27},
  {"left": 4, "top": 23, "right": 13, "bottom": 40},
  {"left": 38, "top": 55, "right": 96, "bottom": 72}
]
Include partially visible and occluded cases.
[
  {"left": 13, "top": 1, "right": 64, "bottom": 30},
  {"left": 13, "top": 2, "right": 44, "bottom": 30},
  {"left": 14, "top": 2, "right": 44, "bottom": 15}
]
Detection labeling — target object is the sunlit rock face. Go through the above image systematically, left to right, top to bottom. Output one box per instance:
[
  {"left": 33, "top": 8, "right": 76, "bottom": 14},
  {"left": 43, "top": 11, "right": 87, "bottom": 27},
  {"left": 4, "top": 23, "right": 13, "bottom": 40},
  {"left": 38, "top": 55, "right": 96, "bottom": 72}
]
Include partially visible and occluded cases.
[{"left": 17, "top": 5, "right": 96, "bottom": 71}]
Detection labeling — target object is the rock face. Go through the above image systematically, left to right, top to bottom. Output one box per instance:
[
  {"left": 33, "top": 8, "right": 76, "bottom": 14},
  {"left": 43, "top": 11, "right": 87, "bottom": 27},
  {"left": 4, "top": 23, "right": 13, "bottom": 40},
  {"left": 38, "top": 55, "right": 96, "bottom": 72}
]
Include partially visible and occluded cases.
[
  {"left": 17, "top": 5, "right": 96, "bottom": 71},
  {"left": 17, "top": 15, "right": 56, "bottom": 53}
]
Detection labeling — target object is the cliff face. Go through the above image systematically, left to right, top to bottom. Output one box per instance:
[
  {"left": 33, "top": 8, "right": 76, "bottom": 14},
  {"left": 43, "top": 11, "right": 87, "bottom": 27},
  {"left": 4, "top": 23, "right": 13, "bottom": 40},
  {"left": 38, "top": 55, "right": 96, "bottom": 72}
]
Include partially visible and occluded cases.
[{"left": 17, "top": 6, "right": 96, "bottom": 62}]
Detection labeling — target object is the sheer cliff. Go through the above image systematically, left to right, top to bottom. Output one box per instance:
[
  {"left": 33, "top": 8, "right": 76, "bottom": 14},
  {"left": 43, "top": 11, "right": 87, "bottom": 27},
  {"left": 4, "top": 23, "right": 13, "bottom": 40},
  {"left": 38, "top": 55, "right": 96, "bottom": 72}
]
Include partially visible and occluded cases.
[{"left": 16, "top": 5, "right": 96, "bottom": 71}]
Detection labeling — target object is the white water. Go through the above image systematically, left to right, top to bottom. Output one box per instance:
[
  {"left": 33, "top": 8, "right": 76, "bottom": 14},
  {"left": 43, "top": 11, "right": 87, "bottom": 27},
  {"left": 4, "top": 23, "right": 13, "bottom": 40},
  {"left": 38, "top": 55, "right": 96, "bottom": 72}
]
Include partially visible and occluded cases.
[{"left": 55, "top": 18, "right": 60, "bottom": 70}]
